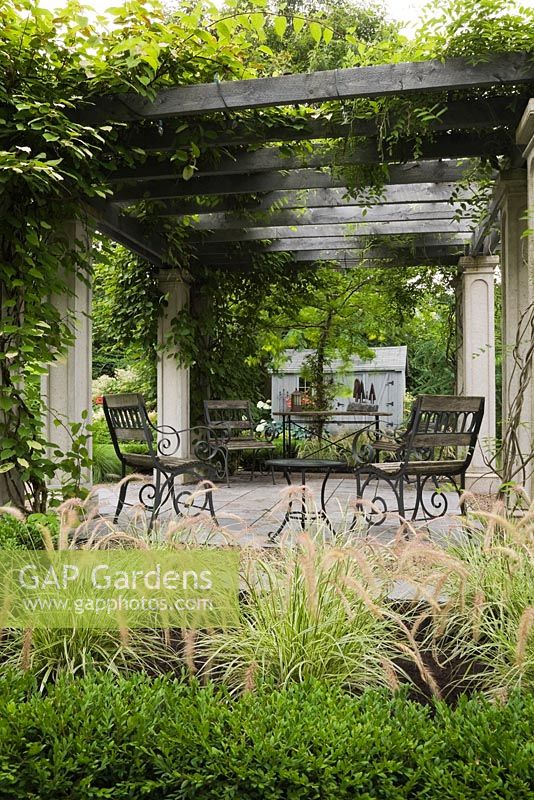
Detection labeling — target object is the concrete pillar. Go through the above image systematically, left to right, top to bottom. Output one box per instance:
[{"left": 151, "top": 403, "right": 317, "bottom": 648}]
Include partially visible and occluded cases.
[
  {"left": 515, "top": 99, "right": 534, "bottom": 494},
  {"left": 496, "top": 174, "right": 530, "bottom": 485},
  {"left": 41, "top": 220, "right": 93, "bottom": 490},
  {"left": 457, "top": 255, "right": 498, "bottom": 491},
  {"left": 157, "top": 270, "right": 190, "bottom": 456}
]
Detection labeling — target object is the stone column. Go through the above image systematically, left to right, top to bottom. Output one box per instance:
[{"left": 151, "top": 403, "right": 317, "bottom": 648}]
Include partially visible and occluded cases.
[
  {"left": 515, "top": 99, "right": 534, "bottom": 494},
  {"left": 496, "top": 173, "right": 530, "bottom": 486},
  {"left": 41, "top": 220, "right": 93, "bottom": 491},
  {"left": 457, "top": 255, "right": 498, "bottom": 491},
  {"left": 157, "top": 270, "right": 190, "bottom": 457}
]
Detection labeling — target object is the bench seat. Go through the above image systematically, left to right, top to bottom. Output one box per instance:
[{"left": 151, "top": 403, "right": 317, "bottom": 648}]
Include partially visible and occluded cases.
[
  {"left": 353, "top": 395, "right": 485, "bottom": 524},
  {"left": 204, "top": 400, "right": 276, "bottom": 485}
]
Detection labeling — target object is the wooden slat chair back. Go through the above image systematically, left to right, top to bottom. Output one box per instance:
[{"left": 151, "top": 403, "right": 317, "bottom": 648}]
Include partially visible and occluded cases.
[
  {"left": 103, "top": 393, "right": 218, "bottom": 526},
  {"left": 353, "top": 395, "right": 485, "bottom": 525},
  {"left": 405, "top": 395, "right": 484, "bottom": 463},
  {"left": 203, "top": 399, "right": 276, "bottom": 486}
]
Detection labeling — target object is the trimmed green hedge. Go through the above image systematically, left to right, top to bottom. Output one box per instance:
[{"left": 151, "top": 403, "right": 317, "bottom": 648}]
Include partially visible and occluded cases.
[
  {"left": 0, "top": 513, "right": 58, "bottom": 550},
  {"left": 0, "top": 675, "right": 532, "bottom": 799}
]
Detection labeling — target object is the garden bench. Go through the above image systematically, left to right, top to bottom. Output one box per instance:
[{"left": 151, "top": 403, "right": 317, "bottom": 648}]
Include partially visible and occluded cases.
[
  {"left": 103, "top": 393, "right": 222, "bottom": 527},
  {"left": 352, "top": 395, "right": 485, "bottom": 525},
  {"left": 203, "top": 400, "right": 276, "bottom": 486}
]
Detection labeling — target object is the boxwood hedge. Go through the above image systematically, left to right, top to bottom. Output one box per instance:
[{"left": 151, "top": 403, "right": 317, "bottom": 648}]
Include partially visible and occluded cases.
[{"left": 0, "top": 674, "right": 532, "bottom": 799}]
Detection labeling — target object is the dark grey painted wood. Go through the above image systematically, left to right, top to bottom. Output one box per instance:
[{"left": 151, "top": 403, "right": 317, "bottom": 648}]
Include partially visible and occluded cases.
[
  {"left": 96, "top": 53, "right": 534, "bottom": 120},
  {"left": 120, "top": 96, "right": 527, "bottom": 152},
  {"left": 109, "top": 131, "right": 510, "bottom": 183},
  {"left": 111, "top": 160, "right": 476, "bottom": 203},
  {"left": 155, "top": 183, "right": 474, "bottom": 216},
  {"left": 86, "top": 200, "right": 166, "bottom": 267},
  {"left": 187, "top": 201, "right": 471, "bottom": 229},
  {"left": 189, "top": 219, "right": 472, "bottom": 243},
  {"left": 196, "top": 232, "right": 471, "bottom": 252}
]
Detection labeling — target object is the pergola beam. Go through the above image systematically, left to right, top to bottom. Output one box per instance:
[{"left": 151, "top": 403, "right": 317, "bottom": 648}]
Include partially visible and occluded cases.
[
  {"left": 96, "top": 53, "right": 534, "bottom": 120},
  {"left": 122, "top": 96, "right": 527, "bottom": 152},
  {"left": 109, "top": 131, "right": 510, "bottom": 184},
  {"left": 111, "top": 160, "right": 477, "bottom": 203},
  {"left": 155, "top": 183, "right": 474, "bottom": 216},
  {"left": 86, "top": 199, "right": 167, "bottom": 267},
  {"left": 187, "top": 201, "right": 471, "bottom": 230},
  {"left": 190, "top": 219, "right": 471, "bottom": 243},
  {"left": 196, "top": 232, "right": 471, "bottom": 253},
  {"left": 193, "top": 246, "right": 462, "bottom": 266}
]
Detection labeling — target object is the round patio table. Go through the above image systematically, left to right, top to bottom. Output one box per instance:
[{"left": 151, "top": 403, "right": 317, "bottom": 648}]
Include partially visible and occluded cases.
[{"left": 265, "top": 458, "right": 346, "bottom": 542}]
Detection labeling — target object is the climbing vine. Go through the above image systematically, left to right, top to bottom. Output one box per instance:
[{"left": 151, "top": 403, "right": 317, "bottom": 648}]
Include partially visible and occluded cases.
[{"left": 1, "top": 0, "right": 533, "bottom": 511}]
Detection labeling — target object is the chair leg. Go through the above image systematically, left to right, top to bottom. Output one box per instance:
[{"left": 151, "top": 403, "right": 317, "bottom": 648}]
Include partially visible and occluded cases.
[
  {"left": 223, "top": 449, "right": 230, "bottom": 487},
  {"left": 114, "top": 465, "right": 127, "bottom": 524},
  {"left": 147, "top": 469, "right": 163, "bottom": 531},
  {"left": 397, "top": 474, "right": 406, "bottom": 518}
]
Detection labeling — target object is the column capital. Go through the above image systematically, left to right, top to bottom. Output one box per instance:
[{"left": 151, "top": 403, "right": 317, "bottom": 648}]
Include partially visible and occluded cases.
[
  {"left": 516, "top": 98, "right": 534, "bottom": 159},
  {"left": 494, "top": 169, "right": 528, "bottom": 207},
  {"left": 458, "top": 255, "right": 499, "bottom": 273},
  {"left": 158, "top": 269, "right": 188, "bottom": 288}
]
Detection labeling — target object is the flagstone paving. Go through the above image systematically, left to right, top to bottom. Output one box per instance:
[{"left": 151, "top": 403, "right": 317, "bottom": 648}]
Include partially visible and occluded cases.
[{"left": 94, "top": 470, "right": 467, "bottom": 547}]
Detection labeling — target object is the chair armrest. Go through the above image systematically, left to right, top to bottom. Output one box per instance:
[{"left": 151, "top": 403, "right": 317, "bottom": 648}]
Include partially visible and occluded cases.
[{"left": 150, "top": 423, "right": 229, "bottom": 460}]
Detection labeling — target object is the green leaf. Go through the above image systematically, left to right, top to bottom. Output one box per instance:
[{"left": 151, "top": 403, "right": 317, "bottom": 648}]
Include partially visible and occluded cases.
[
  {"left": 250, "top": 13, "right": 264, "bottom": 32},
  {"left": 273, "top": 16, "right": 287, "bottom": 38},
  {"left": 293, "top": 16, "right": 305, "bottom": 34},
  {"left": 309, "top": 21, "right": 322, "bottom": 43},
  {"left": 323, "top": 27, "right": 334, "bottom": 45},
  {"left": 182, "top": 164, "right": 196, "bottom": 180},
  {"left": 0, "top": 462, "right": 15, "bottom": 474}
]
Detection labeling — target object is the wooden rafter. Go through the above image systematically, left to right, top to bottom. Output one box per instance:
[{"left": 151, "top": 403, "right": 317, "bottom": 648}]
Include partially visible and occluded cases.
[
  {"left": 95, "top": 53, "right": 534, "bottom": 120},
  {"left": 121, "top": 96, "right": 527, "bottom": 152},
  {"left": 109, "top": 131, "right": 511, "bottom": 184},
  {"left": 111, "top": 160, "right": 477, "bottom": 204},
  {"left": 153, "top": 183, "right": 474, "bottom": 216},
  {"left": 86, "top": 200, "right": 167, "bottom": 267},
  {"left": 186, "top": 201, "right": 472, "bottom": 230},
  {"left": 189, "top": 219, "right": 472, "bottom": 244},
  {"left": 195, "top": 232, "right": 471, "bottom": 253}
]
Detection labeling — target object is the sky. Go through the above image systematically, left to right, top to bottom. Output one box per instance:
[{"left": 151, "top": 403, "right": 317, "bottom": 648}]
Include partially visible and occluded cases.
[
  {"left": 38, "top": 0, "right": 534, "bottom": 33},
  {"left": 32, "top": 1, "right": 461, "bottom": 30}
]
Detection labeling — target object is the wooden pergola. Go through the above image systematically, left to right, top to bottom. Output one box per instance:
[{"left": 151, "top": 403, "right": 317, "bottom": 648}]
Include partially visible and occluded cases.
[{"left": 49, "top": 52, "right": 534, "bottom": 492}]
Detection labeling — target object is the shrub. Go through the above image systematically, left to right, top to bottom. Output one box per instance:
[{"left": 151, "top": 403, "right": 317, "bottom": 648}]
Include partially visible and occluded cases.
[
  {"left": 92, "top": 365, "right": 156, "bottom": 410},
  {"left": 0, "top": 511, "right": 59, "bottom": 550},
  {"left": 0, "top": 675, "right": 532, "bottom": 799}
]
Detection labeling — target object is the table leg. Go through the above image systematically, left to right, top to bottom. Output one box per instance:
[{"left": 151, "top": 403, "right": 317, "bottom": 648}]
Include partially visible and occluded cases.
[
  {"left": 287, "top": 413, "right": 292, "bottom": 458},
  {"left": 268, "top": 465, "right": 294, "bottom": 541},
  {"left": 267, "top": 466, "right": 337, "bottom": 542}
]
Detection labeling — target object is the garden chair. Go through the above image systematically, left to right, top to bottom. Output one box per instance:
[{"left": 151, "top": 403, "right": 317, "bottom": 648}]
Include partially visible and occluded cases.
[
  {"left": 103, "top": 393, "right": 223, "bottom": 526},
  {"left": 352, "top": 395, "right": 485, "bottom": 525},
  {"left": 203, "top": 400, "right": 276, "bottom": 486}
]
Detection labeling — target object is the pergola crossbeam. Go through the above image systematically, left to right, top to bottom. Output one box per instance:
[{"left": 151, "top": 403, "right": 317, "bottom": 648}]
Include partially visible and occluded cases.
[
  {"left": 96, "top": 53, "right": 534, "bottom": 120},
  {"left": 122, "top": 96, "right": 527, "bottom": 152},
  {"left": 109, "top": 131, "right": 510, "bottom": 184},
  {"left": 112, "top": 160, "right": 478, "bottom": 203},
  {"left": 155, "top": 183, "right": 473, "bottom": 216},
  {"left": 86, "top": 200, "right": 167, "bottom": 267},
  {"left": 187, "top": 201, "right": 472, "bottom": 229},
  {"left": 190, "top": 219, "right": 472, "bottom": 244},
  {"left": 196, "top": 232, "right": 471, "bottom": 253}
]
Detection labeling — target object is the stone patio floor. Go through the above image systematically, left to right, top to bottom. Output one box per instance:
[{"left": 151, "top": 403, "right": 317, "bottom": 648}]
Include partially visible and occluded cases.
[{"left": 95, "top": 470, "right": 468, "bottom": 548}]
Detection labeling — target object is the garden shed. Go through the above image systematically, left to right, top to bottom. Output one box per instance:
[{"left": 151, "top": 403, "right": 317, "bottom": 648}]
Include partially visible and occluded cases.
[{"left": 271, "top": 346, "right": 407, "bottom": 427}]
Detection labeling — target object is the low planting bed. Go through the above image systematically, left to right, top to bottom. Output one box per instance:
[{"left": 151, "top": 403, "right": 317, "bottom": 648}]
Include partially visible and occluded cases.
[{"left": 0, "top": 674, "right": 533, "bottom": 800}]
